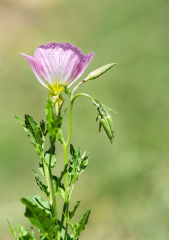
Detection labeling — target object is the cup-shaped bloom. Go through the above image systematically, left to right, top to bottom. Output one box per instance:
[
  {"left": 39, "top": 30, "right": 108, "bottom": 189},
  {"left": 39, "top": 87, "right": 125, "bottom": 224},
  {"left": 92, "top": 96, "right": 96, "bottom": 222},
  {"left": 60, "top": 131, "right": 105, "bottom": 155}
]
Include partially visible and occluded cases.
[{"left": 20, "top": 42, "right": 95, "bottom": 94}]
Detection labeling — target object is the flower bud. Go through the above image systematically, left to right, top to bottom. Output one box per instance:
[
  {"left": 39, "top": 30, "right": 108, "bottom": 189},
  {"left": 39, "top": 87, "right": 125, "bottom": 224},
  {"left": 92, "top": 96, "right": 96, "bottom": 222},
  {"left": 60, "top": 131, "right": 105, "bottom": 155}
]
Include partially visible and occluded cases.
[{"left": 84, "top": 63, "right": 116, "bottom": 81}]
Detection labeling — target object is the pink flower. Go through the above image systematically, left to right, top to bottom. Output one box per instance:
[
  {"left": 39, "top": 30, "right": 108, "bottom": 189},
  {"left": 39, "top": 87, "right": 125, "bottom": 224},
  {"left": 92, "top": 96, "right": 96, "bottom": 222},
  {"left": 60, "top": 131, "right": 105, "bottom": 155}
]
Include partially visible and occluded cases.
[{"left": 21, "top": 42, "right": 95, "bottom": 94}]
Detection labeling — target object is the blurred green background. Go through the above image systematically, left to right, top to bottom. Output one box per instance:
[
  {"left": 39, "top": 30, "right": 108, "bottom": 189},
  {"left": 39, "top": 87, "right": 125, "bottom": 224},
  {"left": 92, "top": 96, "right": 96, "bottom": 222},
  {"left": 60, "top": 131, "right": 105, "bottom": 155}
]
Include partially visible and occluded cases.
[{"left": 0, "top": 0, "right": 169, "bottom": 239}]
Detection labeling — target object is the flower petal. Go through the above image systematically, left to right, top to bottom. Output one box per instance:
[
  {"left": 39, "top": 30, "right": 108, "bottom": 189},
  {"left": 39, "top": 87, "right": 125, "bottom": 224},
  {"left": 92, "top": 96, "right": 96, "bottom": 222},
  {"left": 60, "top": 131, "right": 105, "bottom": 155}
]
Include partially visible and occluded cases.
[
  {"left": 34, "top": 42, "right": 95, "bottom": 89},
  {"left": 67, "top": 52, "right": 95, "bottom": 87},
  {"left": 20, "top": 53, "right": 54, "bottom": 91}
]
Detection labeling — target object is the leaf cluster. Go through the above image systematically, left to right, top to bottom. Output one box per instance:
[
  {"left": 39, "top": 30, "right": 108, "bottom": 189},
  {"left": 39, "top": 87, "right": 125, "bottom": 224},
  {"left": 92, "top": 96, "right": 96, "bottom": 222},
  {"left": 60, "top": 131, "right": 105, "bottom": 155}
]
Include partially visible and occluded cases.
[{"left": 68, "top": 144, "right": 90, "bottom": 186}]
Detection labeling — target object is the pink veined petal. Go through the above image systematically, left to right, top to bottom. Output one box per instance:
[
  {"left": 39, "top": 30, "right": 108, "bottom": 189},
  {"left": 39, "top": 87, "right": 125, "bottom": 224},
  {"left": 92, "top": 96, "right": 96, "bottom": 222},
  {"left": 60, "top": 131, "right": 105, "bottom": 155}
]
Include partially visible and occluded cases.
[
  {"left": 21, "top": 42, "right": 95, "bottom": 92},
  {"left": 34, "top": 42, "right": 60, "bottom": 87},
  {"left": 34, "top": 43, "right": 95, "bottom": 88},
  {"left": 67, "top": 52, "right": 95, "bottom": 88},
  {"left": 20, "top": 53, "right": 54, "bottom": 91}
]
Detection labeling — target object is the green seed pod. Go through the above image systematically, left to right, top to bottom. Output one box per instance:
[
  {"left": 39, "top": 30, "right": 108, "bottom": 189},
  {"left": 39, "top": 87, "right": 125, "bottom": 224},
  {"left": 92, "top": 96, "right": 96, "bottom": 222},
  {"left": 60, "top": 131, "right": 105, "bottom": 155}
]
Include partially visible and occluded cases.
[
  {"left": 105, "top": 115, "right": 114, "bottom": 139},
  {"left": 100, "top": 116, "right": 113, "bottom": 144}
]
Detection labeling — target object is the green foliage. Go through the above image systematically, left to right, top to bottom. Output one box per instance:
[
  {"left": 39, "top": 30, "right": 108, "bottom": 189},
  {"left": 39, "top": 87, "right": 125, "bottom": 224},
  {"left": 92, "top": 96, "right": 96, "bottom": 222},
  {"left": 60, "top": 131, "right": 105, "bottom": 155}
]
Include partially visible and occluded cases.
[
  {"left": 59, "top": 84, "right": 71, "bottom": 98},
  {"left": 46, "top": 98, "right": 62, "bottom": 143},
  {"left": 93, "top": 99, "right": 114, "bottom": 144},
  {"left": 14, "top": 115, "right": 44, "bottom": 156},
  {"left": 40, "top": 120, "right": 47, "bottom": 136},
  {"left": 68, "top": 144, "right": 90, "bottom": 186},
  {"left": 39, "top": 147, "right": 56, "bottom": 180},
  {"left": 52, "top": 163, "right": 69, "bottom": 200},
  {"left": 32, "top": 170, "right": 50, "bottom": 199},
  {"left": 53, "top": 176, "right": 65, "bottom": 200},
  {"left": 26, "top": 196, "right": 51, "bottom": 213},
  {"left": 21, "top": 197, "right": 57, "bottom": 240},
  {"left": 69, "top": 201, "right": 81, "bottom": 220},
  {"left": 65, "top": 209, "right": 90, "bottom": 239},
  {"left": 72, "top": 209, "right": 90, "bottom": 239},
  {"left": 7, "top": 220, "right": 18, "bottom": 240},
  {"left": 7, "top": 220, "right": 34, "bottom": 240},
  {"left": 59, "top": 221, "right": 73, "bottom": 240},
  {"left": 17, "top": 223, "right": 34, "bottom": 240}
]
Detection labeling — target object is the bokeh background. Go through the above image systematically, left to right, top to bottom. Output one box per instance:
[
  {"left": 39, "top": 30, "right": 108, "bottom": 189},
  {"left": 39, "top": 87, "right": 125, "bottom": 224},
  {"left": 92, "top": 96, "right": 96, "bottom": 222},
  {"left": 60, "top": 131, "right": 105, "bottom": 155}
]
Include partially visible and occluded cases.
[{"left": 0, "top": 0, "right": 169, "bottom": 239}]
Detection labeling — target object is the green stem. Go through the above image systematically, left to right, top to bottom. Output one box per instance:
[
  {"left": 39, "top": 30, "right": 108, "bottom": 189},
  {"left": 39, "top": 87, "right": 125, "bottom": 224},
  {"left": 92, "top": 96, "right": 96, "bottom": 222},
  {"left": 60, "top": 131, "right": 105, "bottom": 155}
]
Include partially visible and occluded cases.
[
  {"left": 58, "top": 93, "right": 93, "bottom": 240},
  {"left": 71, "top": 93, "right": 94, "bottom": 102},
  {"left": 49, "top": 143, "right": 58, "bottom": 238},
  {"left": 42, "top": 156, "right": 51, "bottom": 197},
  {"left": 69, "top": 184, "right": 75, "bottom": 202}
]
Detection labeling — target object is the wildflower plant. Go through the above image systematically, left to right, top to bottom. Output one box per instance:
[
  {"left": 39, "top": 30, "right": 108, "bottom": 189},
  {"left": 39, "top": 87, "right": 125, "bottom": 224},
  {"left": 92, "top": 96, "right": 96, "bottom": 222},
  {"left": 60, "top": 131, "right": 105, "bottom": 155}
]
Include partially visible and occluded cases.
[{"left": 7, "top": 42, "right": 116, "bottom": 240}]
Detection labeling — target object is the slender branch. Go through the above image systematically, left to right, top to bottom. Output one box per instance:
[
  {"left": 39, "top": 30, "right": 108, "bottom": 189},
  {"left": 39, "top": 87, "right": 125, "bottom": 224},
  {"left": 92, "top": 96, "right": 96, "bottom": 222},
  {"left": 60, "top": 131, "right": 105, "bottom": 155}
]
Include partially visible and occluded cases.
[
  {"left": 58, "top": 93, "right": 94, "bottom": 240},
  {"left": 71, "top": 93, "right": 94, "bottom": 102},
  {"left": 49, "top": 143, "right": 58, "bottom": 238},
  {"left": 69, "top": 184, "right": 75, "bottom": 202}
]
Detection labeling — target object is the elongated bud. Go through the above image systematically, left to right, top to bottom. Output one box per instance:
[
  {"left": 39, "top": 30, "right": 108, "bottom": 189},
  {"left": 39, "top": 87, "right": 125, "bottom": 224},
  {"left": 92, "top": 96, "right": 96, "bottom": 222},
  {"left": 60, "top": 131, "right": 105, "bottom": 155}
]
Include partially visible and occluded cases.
[{"left": 84, "top": 63, "right": 116, "bottom": 81}]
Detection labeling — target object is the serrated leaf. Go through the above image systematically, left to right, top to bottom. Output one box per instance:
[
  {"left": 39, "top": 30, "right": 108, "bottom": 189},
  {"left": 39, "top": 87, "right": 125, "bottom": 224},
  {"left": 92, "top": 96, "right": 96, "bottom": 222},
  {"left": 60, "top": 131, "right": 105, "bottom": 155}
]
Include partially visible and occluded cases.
[
  {"left": 59, "top": 84, "right": 71, "bottom": 98},
  {"left": 14, "top": 114, "right": 44, "bottom": 155},
  {"left": 25, "top": 114, "right": 43, "bottom": 148},
  {"left": 32, "top": 169, "right": 50, "bottom": 198},
  {"left": 21, "top": 197, "right": 56, "bottom": 239},
  {"left": 69, "top": 201, "right": 81, "bottom": 219},
  {"left": 73, "top": 209, "right": 91, "bottom": 239},
  {"left": 7, "top": 220, "right": 18, "bottom": 240},
  {"left": 17, "top": 223, "right": 33, "bottom": 240}
]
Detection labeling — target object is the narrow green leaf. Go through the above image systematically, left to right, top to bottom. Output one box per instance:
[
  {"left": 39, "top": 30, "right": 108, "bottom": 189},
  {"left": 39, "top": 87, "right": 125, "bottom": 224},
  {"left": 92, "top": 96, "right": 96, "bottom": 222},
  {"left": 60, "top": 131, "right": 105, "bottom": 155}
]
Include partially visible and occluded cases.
[
  {"left": 59, "top": 84, "right": 71, "bottom": 98},
  {"left": 103, "top": 104, "right": 118, "bottom": 113},
  {"left": 14, "top": 115, "right": 25, "bottom": 125},
  {"left": 40, "top": 120, "right": 46, "bottom": 135},
  {"left": 32, "top": 169, "right": 50, "bottom": 198},
  {"left": 21, "top": 197, "right": 56, "bottom": 239},
  {"left": 69, "top": 201, "right": 81, "bottom": 219},
  {"left": 73, "top": 209, "right": 91, "bottom": 239},
  {"left": 7, "top": 220, "right": 18, "bottom": 240}
]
